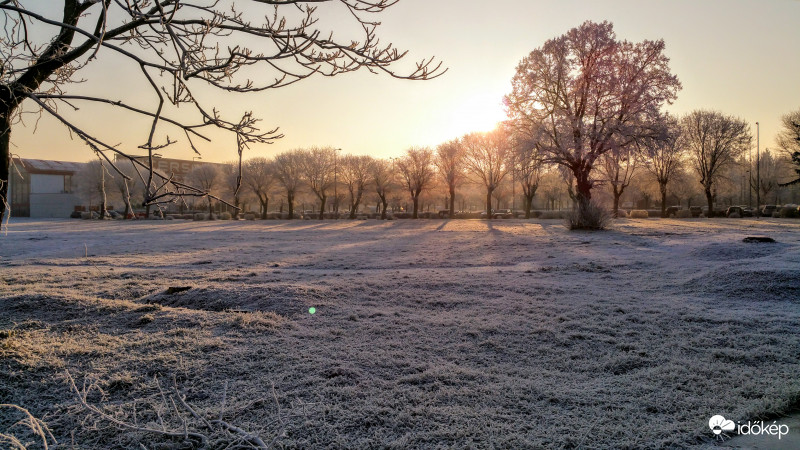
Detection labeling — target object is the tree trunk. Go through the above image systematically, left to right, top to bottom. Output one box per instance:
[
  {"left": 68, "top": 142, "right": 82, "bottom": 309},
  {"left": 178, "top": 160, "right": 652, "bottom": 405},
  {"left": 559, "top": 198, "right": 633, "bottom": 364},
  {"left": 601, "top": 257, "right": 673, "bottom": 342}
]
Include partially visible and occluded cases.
[
  {"left": 0, "top": 102, "right": 11, "bottom": 229},
  {"left": 660, "top": 183, "right": 668, "bottom": 218},
  {"left": 449, "top": 185, "right": 455, "bottom": 218},
  {"left": 705, "top": 188, "right": 714, "bottom": 218},
  {"left": 485, "top": 189, "right": 493, "bottom": 220},
  {"left": 612, "top": 190, "right": 620, "bottom": 218},
  {"left": 287, "top": 192, "right": 294, "bottom": 219},
  {"left": 350, "top": 192, "right": 362, "bottom": 219},
  {"left": 524, "top": 194, "right": 534, "bottom": 219},
  {"left": 233, "top": 195, "right": 240, "bottom": 219},
  {"left": 260, "top": 195, "right": 268, "bottom": 219},
  {"left": 318, "top": 195, "right": 326, "bottom": 220},
  {"left": 412, "top": 195, "right": 419, "bottom": 219},
  {"left": 381, "top": 196, "right": 388, "bottom": 220},
  {"left": 207, "top": 198, "right": 214, "bottom": 219},
  {"left": 145, "top": 204, "right": 151, "bottom": 219}
]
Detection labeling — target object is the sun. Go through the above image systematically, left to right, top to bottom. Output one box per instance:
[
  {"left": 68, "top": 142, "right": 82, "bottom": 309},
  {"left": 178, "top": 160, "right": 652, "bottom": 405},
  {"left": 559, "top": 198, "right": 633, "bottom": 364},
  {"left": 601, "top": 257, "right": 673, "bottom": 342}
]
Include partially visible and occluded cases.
[{"left": 443, "top": 92, "right": 507, "bottom": 137}]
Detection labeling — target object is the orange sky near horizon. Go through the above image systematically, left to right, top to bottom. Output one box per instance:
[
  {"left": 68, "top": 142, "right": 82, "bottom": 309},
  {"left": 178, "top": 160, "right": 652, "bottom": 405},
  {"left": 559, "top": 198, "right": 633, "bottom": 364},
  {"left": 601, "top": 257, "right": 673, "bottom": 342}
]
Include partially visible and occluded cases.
[{"left": 10, "top": 0, "right": 800, "bottom": 164}]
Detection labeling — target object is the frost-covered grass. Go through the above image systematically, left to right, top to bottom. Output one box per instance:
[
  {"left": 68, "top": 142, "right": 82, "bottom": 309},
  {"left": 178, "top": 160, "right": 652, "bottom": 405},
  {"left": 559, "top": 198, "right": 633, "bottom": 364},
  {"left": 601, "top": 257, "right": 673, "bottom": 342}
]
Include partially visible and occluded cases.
[{"left": 1, "top": 218, "right": 799, "bottom": 448}]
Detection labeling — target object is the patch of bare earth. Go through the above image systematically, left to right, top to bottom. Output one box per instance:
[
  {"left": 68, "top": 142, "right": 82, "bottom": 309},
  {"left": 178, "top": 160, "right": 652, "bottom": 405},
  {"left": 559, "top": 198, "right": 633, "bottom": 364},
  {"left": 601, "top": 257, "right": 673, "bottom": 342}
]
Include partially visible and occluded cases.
[{"left": 1, "top": 218, "right": 799, "bottom": 448}]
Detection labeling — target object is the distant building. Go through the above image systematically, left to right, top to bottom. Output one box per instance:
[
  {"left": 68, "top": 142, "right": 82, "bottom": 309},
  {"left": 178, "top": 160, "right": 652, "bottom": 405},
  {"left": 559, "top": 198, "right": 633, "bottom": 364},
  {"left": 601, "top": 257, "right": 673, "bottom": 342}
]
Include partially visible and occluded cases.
[{"left": 9, "top": 158, "right": 84, "bottom": 218}]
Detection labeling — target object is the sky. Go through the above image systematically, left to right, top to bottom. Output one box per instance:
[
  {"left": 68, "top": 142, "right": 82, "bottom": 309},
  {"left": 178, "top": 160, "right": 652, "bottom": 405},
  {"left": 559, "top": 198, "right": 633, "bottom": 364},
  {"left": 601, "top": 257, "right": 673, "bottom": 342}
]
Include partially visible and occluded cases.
[{"left": 10, "top": 0, "right": 800, "bottom": 163}]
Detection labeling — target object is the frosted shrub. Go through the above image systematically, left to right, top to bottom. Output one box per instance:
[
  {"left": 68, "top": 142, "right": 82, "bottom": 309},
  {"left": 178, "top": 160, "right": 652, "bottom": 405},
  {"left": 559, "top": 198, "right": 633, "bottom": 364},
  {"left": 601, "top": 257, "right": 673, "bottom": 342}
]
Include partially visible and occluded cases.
[
  {"left": 567, "top": 201, "right": 610, "bottom": 230},
  {"left": 615, "top": 210, "right": 628, "bottom": 218},
  {"left": 629, "top": 210, "right": 649, "bottom": 219},
  {"left": 675, "top": 210, "right": 692, "bottom": 218},
  {"left": 539, "top": 211, "right": 564, "bottom": 219},
  {"left": 219, "top": 212, "right": 232, "bottom": 220},
  {"left": 193, "top": 213, "right": 206, "bottom": 221},
  {"left": 244, "top": 213, "right": 256, "bottom": 220}
]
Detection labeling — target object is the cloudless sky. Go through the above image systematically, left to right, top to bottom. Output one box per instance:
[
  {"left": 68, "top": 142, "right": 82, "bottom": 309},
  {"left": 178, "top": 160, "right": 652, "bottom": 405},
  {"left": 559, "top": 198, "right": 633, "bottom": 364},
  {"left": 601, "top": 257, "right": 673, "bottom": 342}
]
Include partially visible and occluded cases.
[{"left": 11, "top": 0, "right": 800, "bottom": 163}]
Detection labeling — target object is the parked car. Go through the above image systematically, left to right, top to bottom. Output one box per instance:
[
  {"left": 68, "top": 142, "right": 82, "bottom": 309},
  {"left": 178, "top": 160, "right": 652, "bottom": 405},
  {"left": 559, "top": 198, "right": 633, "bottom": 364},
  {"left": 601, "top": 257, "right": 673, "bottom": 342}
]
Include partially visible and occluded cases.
[
  {"left": 761, "top": 205, "right": 777, "bottom": 217},
  {"left": 664, "top": 206, "right": 682, "bottom": 217},
  {"left": 689, "top": 206, "right": 702, "bottom": 218},
  {"left": 726, "top": 206, "right": 743, "bottom": 218},
  {"left": 739, "top": 206, "right": 754, "bottom": 217},
  {"left": 492, "top": 209, "right": 513, "bottom": 219},
  {"left": 70, "top": 210, "right": 82, "bottom": 219}
]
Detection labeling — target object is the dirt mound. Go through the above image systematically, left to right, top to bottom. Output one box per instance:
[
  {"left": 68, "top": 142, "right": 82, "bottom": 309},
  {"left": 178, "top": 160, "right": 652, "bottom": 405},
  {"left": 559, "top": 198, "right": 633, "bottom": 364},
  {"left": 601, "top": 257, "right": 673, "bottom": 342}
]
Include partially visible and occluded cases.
[
  {"left": 690, "top": 241, "right": 786, "bottom": 262},
  {"left": 689, "top": 268, "right": 800, "bottom": 302},
  {"left": 143, "top": 283, "right": 328, "bottom": 317}
]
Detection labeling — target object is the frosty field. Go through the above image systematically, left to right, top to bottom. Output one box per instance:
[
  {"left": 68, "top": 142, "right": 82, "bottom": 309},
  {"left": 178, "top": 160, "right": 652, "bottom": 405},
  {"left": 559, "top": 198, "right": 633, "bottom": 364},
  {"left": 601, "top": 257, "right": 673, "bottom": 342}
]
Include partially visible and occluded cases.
[{"left": 1, "top": 218, "right": 799, "bottom": 448}]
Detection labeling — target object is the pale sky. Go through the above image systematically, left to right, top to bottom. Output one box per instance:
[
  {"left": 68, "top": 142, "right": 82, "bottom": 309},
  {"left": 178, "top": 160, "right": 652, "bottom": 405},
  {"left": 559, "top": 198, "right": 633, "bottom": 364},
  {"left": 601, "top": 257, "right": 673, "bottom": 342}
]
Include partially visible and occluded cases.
[{"left": 11, "top": 0, "right": 800, "bottom": 163}]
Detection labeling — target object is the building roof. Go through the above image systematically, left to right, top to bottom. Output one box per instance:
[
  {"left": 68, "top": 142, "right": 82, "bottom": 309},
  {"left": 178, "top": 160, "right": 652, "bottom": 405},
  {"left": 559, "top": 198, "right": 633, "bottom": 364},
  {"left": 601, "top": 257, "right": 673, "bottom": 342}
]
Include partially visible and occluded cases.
[{"left": 14, "top": 158, "right": 85, "bottom": 175}]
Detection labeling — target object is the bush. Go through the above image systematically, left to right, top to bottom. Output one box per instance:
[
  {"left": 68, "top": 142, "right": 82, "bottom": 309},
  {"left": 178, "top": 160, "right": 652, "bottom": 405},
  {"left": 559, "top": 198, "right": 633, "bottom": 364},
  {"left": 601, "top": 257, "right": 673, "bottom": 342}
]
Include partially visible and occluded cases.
[
  {"left": 566, "top": 201, "right": 610, "bottom": 230},
  {"left": 614, "top": 210, "right": 628, "bottom": 218},
  {"left": 629, "top": 210, "right": 649, "bottom": 219},
  {"left": 675, "top": 210, "right": 692, "bottom": 218},
  {"left": 773, "top": 211, "right": 781, "bottom": 218},
  {"left": 219, "top": 212, "right": 232, "bottom": 220},
  {"left": 193, "top": 213, "right": 206, "bottom": 221},
  {"left": 244, "top": 213, "right": 256, "bottom": 220}
]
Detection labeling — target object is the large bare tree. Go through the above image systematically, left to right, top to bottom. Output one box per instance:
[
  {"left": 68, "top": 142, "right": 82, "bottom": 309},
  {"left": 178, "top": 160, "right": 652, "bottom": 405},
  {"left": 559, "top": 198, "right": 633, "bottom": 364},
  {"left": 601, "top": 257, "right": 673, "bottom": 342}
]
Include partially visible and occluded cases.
[
  {"left": 0, "top": 0, "right": 443, "bottom": 229},
  {"left": 505, "top": 20, "right": 680, "bottom": 228},
  {"left": 682, "top": 110, "right": 751, "bottom": 216},
  {"left": 641, "top": 116, "right": 684, "bottom": 217},
  {"left": 463, "top": 128, "right": 511, "bottom": 219},
  {"left": 434, "top": 139, "right": 465, "bottom": 218},
  {"left": 298, "top": 147, "right": 336, "bottom": 219},
  {"left": 396, "top": 147, "right": 435, "bottom": 219},
  {"left": 340, "top": 154, "right": 374, "bottom": 219},
  {"left": 243, "top": 157, "right": 275, "bottom": 219}
]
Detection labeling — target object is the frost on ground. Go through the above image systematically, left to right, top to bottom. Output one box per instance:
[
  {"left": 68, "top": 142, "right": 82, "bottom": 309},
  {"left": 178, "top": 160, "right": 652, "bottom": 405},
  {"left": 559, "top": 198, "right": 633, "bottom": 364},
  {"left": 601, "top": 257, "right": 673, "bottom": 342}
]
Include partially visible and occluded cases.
[{"left": 1, "top": 218, "right": 799, "bottom": 448}]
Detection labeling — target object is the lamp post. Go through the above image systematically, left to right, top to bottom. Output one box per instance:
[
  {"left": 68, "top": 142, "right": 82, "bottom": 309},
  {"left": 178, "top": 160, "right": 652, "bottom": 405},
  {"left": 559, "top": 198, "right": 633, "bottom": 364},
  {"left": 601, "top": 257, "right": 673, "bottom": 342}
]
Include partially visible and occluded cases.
[
  {"left": 756, "top": 122, "right": 760, "bottom": 214},
  {"left": 334, "top": 148, "right": 342, "bottom": 216}
]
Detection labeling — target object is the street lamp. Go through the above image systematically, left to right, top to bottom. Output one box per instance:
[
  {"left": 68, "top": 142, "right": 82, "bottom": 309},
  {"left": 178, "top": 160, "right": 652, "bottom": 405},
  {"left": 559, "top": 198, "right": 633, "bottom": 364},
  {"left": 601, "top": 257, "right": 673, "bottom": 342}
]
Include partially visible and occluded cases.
[
  {"left": 756, "top": 122, "right": 761, "bottom": 215},
  {"left": 334, "top": 148, "right": 342, "bottom": 216}
]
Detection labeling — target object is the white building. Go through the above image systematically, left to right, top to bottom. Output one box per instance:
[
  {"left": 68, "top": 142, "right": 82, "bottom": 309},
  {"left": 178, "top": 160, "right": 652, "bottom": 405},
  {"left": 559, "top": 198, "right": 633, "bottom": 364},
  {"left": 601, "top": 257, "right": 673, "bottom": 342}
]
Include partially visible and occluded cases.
[{"left": 9, "top": 158, "right": 84, "bottom": 218}]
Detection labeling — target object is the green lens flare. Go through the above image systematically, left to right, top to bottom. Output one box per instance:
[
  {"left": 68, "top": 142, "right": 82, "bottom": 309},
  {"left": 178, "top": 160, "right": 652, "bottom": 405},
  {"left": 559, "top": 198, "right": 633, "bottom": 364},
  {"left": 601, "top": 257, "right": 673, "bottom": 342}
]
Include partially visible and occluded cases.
[{"left": 309, "top": 307, "right": 316, "bottom": 314}]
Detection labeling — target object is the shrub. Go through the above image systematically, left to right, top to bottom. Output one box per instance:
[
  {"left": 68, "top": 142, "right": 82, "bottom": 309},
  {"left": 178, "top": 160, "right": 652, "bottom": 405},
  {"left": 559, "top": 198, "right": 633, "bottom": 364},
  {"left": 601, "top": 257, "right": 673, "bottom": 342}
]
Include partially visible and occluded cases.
[
  {"left": 567, "top": 201, "right": 610, "bottom": 230},
  {"left": 614, "top": 210, "right": 628, "bottom": 218},
  {"left": 629, "top": 210, "right": 649, "bottom": 219},
  {"left": 675, "top": 210, "right": 692, "bottom": 218},
  {"left": 773, "top": 211, "right": 781, "bottom": 218},
  {"left": 81, "top": 212, "right": 92, "bottom": 219},
  {"left": 219, "top": 212, "right": 232, "bottom": 220},
  {"left": 193, "top": 213, "right": 206, "bottom": 221},
  {"left": 244, "top": 213, "right": 256, "bottom": 220}
]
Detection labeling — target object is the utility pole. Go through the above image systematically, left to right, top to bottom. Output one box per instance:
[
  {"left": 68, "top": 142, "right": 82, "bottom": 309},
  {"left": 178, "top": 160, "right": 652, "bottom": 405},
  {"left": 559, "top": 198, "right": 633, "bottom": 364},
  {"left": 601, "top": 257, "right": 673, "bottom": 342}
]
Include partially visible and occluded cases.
[{"left": 334, "top": 148, "right": 341, "bottom": 217}]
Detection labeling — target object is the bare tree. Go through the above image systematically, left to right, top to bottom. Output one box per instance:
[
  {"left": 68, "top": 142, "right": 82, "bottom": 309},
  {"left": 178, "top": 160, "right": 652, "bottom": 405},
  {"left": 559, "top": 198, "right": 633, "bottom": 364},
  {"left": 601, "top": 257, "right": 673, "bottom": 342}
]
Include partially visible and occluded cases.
[
  {"left": 0, "top": 1, "right": 444, "bottom": 229},
  {"left": 505, "top": 21, "right": 681, "bottom": 228},
  {"left": 777, "top": 109, "right": 800, "bottom": 187},
  {"left": 682, "top": 110, "right": 752, "bottom": 216},
  {"left": 641, "top": 117, "right": 684, "bottom": 217},
  {"left": 463, "top": 128, "right": 511, "bottom": 219},
  {"left": 511, "top": 136, "right": 543, "bottom": 218},
  {"left": 434, "top": 139, "right": 465, "bottom": 218},
  {"left": 298, "top": 147, "right": 336, "bottom": 219},
  {"left": 396, "top": 147, "right": 435, "bottom": 219},
  {"left": 598, "top": 147, "right": 638, "bottom": 217},
  {"left": 755, "top": 149, "right": 781, "bottom": 203},
  {"left": 273, "top": 150, "right": 303, "bottom": 219},
  {"left": 340, "top": 154, "right": 374, "bottom": 219},
  {"left": 243, "top": 157, "right": 274, "bottom": 219},
  {"left": 372, "top": 158, "right": 395, "bottom": 219},
  {"left": 76, "top": 159, "right": 111, "bottom": 218},
  {"left": 109, "top": 159, "right": 143, "bottom": 218},
  {"left": 221, "top": 162, "right": 243, "bottom": 218},
  {"left": 188, "top": 164, "right": 221, "bottom": 218}
]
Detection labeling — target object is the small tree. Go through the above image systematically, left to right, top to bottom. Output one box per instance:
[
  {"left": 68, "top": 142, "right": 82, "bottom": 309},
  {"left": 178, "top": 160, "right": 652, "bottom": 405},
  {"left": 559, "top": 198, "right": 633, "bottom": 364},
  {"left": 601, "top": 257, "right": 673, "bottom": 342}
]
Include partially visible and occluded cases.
[
  {"left": 777, "top": 109, "right": 800, "bottom": 187},
  {"left": 683, "top": 110, "right": 751, "bottom": 216},
  {"left": 641, "top": 117, "right": 684, "bottom": 217},
  {"left": 463, "top": 128, "right": 511, "bottom": 219},
  {"left": 511, "top": 136, "right": 543, "bottom": 218},
  {"left": 434, "top": 139, "right": 465, "bottom": 218},
  {"left": 298, "top": 147, "right": 336, "bottom": 219},
  {"left": 396, "top": 147, "right": 435, "bottom": 219},
  {"left": 599, "top": 147, "right": 638, "bottom": 217},
  {"left": 273, "top": 151, "right": 303, "bottom": 219},
  {"left": 340, "top": 155, "right": 374, "bottom": 219},
  {"left": 243, "top": 157, "right": 274, "bottom": 219},
  {"left": 76, "top": 159, "right": 112, "bottom": 218},
  {"left": 372, "top": 159, "right": 396, "bottom": 219},
  {"left": 109, "top": 160, "right": 143, "bottom": 218},
  {"left": 221, "top": 162, "right": 243, "bottom": 218},
  {"left": 188, "top": 164, "right": 221, "bottom": 218}
]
